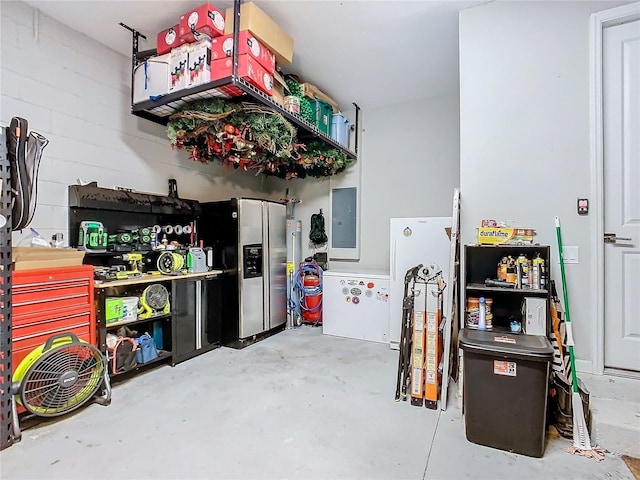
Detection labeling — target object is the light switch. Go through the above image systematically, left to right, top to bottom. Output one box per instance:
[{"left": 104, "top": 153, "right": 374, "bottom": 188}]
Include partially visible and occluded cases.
[{"left": 561, "top": 246, "right": 579, "bottom": 264}]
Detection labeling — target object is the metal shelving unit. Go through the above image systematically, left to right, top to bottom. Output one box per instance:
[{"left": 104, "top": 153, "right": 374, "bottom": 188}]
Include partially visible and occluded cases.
[
  {"left": 125, "top": 0, "right": 358, "bottom": 160},
  {"left": 0, "top": 127, "right": 13, "bottom": 450}
]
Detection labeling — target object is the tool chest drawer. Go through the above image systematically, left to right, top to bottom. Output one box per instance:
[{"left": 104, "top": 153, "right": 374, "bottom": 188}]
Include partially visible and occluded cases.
[
  {"left": 11, "top": 265, "right": 96, "bottom": 369},
  {"left": 12, "top": 265, "right": 94, "bottom": 316},
  {"left": 11, "top": 306, "right": 93, "bottom": 368}
]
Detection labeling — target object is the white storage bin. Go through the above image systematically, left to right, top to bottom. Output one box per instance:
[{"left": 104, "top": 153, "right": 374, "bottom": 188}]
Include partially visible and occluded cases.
[{"left": 133, "top": 53, "right": 170, "bottom": 104}]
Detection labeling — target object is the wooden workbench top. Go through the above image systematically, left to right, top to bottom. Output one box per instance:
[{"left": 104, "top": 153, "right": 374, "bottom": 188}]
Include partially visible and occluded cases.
[{"left": 94, "top": 270, "right": 226, "bottom": 289}]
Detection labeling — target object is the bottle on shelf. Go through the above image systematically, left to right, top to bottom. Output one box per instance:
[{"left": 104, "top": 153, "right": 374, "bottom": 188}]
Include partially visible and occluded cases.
[{"left": 478, "top": 297, "right": 487, "bottom": 330}]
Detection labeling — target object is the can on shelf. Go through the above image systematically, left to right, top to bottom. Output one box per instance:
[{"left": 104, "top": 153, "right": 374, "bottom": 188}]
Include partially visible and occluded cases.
[
  {"left": 284, "top": 95, "right": 300, "bottom": 114},
  {"left": 516, "top": 253, "right": 529, "bottom": 289},
  {"left": 506, "top": 257, "right": 517, "bottom": 284},
  {"left": 466, "top": 297, "right": 493, "bottom": 329}
]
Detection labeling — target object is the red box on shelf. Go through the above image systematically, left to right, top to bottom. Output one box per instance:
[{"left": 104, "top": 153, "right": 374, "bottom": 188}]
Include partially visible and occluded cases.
[
  {"left": 179, "top": 3, "right": 225, "bottom": 43},
  {"left": 157, "top": 25, "right": 180, "bottom": 55},
  {"left": 210, "top": 31, "right": 275, "bottom": 73},
  {"left": 211, "top": 54, "right": 273, "bottom": 96}
]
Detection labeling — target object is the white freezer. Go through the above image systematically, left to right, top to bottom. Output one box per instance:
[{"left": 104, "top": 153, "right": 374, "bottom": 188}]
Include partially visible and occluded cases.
[
  {"left": 389, "top": 217, "right": 452, "bottom": 349},
  {"left": 322, "top": 270, "right": 390, "bottom": 343}
]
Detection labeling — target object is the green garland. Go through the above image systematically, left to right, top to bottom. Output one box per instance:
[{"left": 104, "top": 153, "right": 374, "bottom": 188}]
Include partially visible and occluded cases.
[{"left": 167, "top": 99, "right": 351, "bottom": 180}]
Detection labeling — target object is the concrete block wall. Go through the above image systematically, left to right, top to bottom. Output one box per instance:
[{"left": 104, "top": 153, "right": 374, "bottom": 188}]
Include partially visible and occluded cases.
[{"left": 1, "top": 1, "right": 282, "bottom": 246}]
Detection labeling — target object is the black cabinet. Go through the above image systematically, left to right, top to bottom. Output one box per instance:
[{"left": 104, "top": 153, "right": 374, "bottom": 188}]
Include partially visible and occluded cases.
[
  {"left": 464, "top": 244, "right": 551, "bottom": 334},
  {"left": 95, "top": 272, "right": 224, "bottom": 376},
  {"left": 172, "top": 274, "right": 222, "bottom": 364},
  {"left": 95, "top": 279, "right": 174, "bottom": 376}
]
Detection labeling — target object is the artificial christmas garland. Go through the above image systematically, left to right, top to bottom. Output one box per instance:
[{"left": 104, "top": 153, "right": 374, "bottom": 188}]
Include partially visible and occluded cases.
[{"left": 167, "top": 99, "right": 351, "bottom": 180}]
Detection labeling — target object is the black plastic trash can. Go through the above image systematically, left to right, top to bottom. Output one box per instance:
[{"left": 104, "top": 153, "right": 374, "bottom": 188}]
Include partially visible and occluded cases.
[{"left": 460, "top": 328, "right": 554, "bottom": 458}]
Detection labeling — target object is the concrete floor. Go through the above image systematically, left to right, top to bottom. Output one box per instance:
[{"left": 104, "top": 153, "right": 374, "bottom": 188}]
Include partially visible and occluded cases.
[{"left": 1, "top": 327, "right": 638, "bottom": 479}]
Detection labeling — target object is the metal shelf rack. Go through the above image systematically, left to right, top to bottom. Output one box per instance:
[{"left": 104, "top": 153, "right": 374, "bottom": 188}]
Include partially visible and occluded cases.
[
  {"left": 125, "top": 0, "right": 359, "bottom": 160},
  {"left": 0, "top": 127, "right": 13, "bottom": 450}
]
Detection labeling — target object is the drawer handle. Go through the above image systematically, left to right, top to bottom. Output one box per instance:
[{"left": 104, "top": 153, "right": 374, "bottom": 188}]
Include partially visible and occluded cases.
[
  {"left": 14, "top": 278, "right": 89, "bottom": 289},
  {"left": 13, "top": 293, "right": 88, "bottom": 307},
  {"left": 12, "top": 311, "right": 89, "bottom": 329},
  {"left": 12, "top": 323, "right": 90, "bottom": 342}
]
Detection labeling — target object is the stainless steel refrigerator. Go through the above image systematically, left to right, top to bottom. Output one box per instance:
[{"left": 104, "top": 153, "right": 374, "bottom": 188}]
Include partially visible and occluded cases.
[{"left": 200, "top": 198, "right": 287, "bottom": 347}]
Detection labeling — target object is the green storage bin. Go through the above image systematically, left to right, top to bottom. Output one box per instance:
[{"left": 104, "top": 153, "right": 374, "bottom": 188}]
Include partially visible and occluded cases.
[{"left": 308, "top": 98, "right": 332, "bottom": 136}]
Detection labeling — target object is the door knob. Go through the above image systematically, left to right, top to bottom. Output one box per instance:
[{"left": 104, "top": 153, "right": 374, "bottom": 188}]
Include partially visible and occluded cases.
[{"left": 604, "top": 233, "right": 633, "bottom": 244}]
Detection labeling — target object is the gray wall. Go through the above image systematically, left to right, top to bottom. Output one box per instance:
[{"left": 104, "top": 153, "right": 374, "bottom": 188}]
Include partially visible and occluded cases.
[
  {"left": 459, "top": 0, "right": 629, "bottom": 370},
  {"left": 289, "top": 95, "right": 461, "bottom": 272}
]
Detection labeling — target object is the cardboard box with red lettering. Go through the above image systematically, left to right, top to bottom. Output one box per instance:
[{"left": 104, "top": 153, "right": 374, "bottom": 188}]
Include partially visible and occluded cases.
[
  {"left": 179, "top": 3, "right": 225, "bottom": 43},
  {"left": 157, "top": 25, "right": 180, "bottom": 55},
  {"left": 210, "top": 30, "right": 275, "bottom": 73},
  {"left": 187, "top": 39, "right": 212, "bottom": 87},
  {"left": 169, "top": 44, "right": 190, "bottom": 92},
  {"left": 211, "top": 54, "right": 273, "bottom": 96}
]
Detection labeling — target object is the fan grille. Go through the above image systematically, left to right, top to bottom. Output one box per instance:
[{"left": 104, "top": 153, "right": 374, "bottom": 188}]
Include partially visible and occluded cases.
[
  {"left": 144, "top": 284, "right": 169, "bottom": 311},
  {"left": 20, "top": 343, "right": 104, "bottom": 417}
]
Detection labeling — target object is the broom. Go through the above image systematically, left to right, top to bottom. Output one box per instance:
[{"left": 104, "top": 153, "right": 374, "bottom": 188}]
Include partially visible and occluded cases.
[{"left": 555, "top": 217, "right": 603, "bottom": 460}]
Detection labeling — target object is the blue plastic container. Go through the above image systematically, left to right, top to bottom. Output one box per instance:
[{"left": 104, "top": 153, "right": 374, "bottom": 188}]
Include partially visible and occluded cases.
[{"left": 331, "top": 113, "right": 350, "bottom": 147}]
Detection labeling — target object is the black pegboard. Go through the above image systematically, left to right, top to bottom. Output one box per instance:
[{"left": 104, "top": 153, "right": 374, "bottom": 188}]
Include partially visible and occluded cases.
[{"left": 0, "top": 126, "right": 14, "bottom": 450}]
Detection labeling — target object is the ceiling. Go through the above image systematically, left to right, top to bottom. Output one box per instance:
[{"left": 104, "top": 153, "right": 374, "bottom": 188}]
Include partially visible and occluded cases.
[{"left": 24, "top": 0, "right": 486, "bottom": 110}]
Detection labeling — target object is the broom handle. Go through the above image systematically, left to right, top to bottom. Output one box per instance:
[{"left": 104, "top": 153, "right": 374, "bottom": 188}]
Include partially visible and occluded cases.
[{"left": 555, "top": 217, "right": 579, "bottom": 392}]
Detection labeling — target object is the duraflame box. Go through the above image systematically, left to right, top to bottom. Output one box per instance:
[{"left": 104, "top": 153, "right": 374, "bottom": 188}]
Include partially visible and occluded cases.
[
  {"left": 225, "top": 2, "right": 293, "bottom": 65},
  {"left": 179, "top": 3, "right": 225, "bottom": 43},
  {"left": 157, "top": 25, "right": 180, "bottom": 55},
  {"left": 210, "top": 30, "right": 275, "bottom": 73},
  {"left": 187, "top": 39, "right": 212, "bottom": 87},
  {"left": 169, "top": 44, "right": 190, "bottom": 92},
  {"left": 133, "top": 53, "right": 170, "bottom": 104},
  {"left": 211, "top": 54, "right": 273, "bottom": 96},
  {"left": 477, "top": 227, "right": 535, "bottom": 245}
]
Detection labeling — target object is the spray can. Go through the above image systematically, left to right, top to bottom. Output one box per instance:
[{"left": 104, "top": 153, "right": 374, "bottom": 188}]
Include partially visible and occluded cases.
[
  {"left": 516, "top": 253, "right": 529, "bottom": 289},
  {"left": 532, "top": 254, "right": 543, "bottom": 289},
  {"left": 497, "top": 256, "right": 508, "bottom": 281},
  {"left": 506, "top": 257, "right": 517, "bottom": 284}
]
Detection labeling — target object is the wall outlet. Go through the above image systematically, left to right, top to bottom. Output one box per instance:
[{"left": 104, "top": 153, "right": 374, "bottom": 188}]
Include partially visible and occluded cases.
[{"left": 561, "top": 246, "right": 579, "bottom": 264}]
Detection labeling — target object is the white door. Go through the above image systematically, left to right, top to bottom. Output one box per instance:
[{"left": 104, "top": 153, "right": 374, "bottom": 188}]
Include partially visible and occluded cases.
[{"left": 603, "top": 19, "right": 640, "bottom": 372}]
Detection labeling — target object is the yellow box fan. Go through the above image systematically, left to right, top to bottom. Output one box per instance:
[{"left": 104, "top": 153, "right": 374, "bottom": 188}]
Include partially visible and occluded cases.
[{"left": 138, "top": 283, "right": 171, "bottom": 319}]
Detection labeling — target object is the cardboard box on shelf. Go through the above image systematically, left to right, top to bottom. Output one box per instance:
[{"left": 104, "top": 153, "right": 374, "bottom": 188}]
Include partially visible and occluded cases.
[
  {"left": 224, "top": 2, "right": 293, "bottom": 65},
  {"left": 179, "top": 3, "right": 226, "bottom": 43},
  {"left": 157, "top": 25, "right": 180, "bottom": 55},
  {"left": 210, "top": 30, "right": 275, "bottom": 73},
  {"left": 187, "top": 39, "right": 212, "bottom": 87},
  {"left": 169, "top": 44, "right": 190, "bottom": 92},
  {"left": 133, "top": 53, "right": 170, "bottom": 104},
  {"left": 211, "top": 54, "right": 273, "bottom": 96},
  {"left": 272, "top": 70, "right": 287, "bottom": 106},
  {"left": 300, "top": 82, "right": 340, "bottom": 113},
  {"left": 477, "top": 227, "right": 535, "bottom": 245},
  {"left": 13, "top": 247, "right": 85, "bottom": 271}
]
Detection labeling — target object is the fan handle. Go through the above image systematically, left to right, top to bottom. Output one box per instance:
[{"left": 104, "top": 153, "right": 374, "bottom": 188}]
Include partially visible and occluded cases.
[{"left": 42, "top": 332, "right": 80, "bottom": 352}]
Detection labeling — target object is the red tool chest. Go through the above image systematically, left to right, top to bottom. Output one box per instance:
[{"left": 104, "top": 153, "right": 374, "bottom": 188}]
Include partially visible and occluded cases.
[{"left": 11, "top": 265, "right": 96, "bottom": 370}]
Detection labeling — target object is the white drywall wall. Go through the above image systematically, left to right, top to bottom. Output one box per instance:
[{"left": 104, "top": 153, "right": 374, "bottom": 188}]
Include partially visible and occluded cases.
[
  {"left": 459, "top": 0, "right": 630, "bottom": 370},
  {"left": 1, "top": 1, "right": 283, "bottom": 245},
  {"left": 289, "top": 95, "right": 461, "bottom": 272}
]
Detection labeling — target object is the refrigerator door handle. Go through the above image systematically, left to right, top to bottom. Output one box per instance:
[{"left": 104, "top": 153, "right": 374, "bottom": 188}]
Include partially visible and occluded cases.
[
  {"left": 262, "top": 202, "right": 270, "bottom": 331},
  {"left": 391, "top": 240, "right": 397, "bottom": 281}
]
